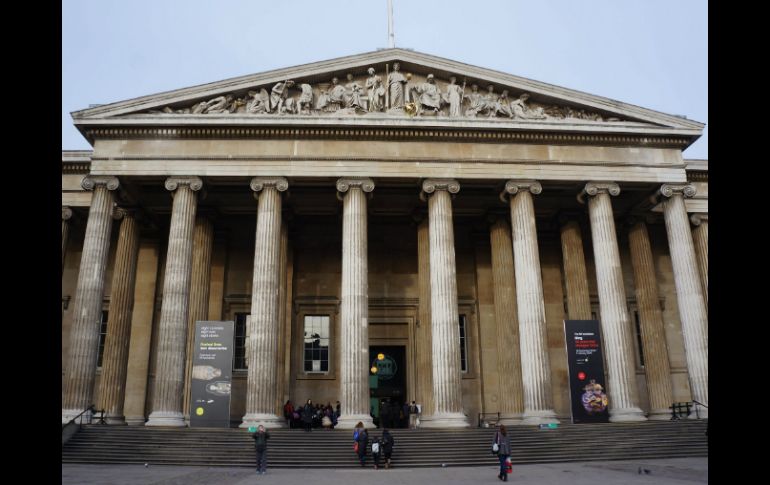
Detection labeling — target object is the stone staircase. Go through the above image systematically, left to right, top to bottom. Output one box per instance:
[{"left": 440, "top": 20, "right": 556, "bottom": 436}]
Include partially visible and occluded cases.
[{"left": 62, "top": 420, "right": 707, "bottom": 468}]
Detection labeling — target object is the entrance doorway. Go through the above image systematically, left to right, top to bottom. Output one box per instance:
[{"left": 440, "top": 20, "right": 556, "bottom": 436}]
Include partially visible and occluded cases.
[{"left": 369, "top": 345, "right": 407, "bottom": 428}]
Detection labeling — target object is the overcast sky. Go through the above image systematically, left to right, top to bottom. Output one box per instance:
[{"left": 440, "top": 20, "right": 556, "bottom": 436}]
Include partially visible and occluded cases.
[{"left": 62, "top": 0, "right": 707, "bottom": 159}]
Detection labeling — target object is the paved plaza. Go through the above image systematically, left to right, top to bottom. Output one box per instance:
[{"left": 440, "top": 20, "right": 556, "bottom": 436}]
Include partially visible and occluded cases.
[{"left": 62, "top": 458, "right": 707, "bottom": 484}]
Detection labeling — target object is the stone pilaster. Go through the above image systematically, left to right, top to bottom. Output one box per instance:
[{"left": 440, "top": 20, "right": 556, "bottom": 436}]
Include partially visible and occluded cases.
[
  {"left": 62, "top": 176, "right": 120, "bottom": 423},
  {"left": 146, "top": 177, "right": 202, "bottom": 427},
  {"left": 241, "top": 177, "right": 288, "bottom": 428},
  {"left": 335, "top": 178, "right": 375, "bottom": 429},
  {"left": 420, "top": 179, "right": 469, "bottom": 428},
  {"left": 502, "top": 180, "right": 558, "bottom": 425},
  {"left": 581, "top": 182, "right": 646, "bottom": 422},
  {"left": 660, "top": 185, "right": 708, "bottom": 418},
  {"left": 62, "top": 206, "right": 73, "bottom": 271},
  {"left": 96, "top": 209, "right": 140, "bottom": 425},
  {"left": 690, "top": 213, "right": 708, "bottom": 305},
  {"left": 182, "top": 216, "right": 214, "bottom": 422},
  {"left": 489, "top": 217, "right": 524, "bottom": 424},
  {"left": 559, "top": 217, "right": 592, "bottom": 319},
  {"left": 416, "top": 218, "right": 435, "bottom": 420},
  {"left": 627, "top": 218, "right": 673, "bottom": 420}
]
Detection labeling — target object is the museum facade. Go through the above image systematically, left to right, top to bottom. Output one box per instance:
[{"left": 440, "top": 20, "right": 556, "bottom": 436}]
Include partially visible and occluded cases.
[{"left": 61, "top": 49, "right": 708, "bottom": 428}]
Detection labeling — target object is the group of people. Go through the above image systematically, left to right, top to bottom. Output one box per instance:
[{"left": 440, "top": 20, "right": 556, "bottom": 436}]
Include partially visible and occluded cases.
[
  {"left": 283, "top": 399, "right": 341, "bottom": 431},
  {"left": 377, "top": 399, "right": 420, "bottom": 429},
  {"left": 353, "top": 422, "right": 395, "bottom": 469}
]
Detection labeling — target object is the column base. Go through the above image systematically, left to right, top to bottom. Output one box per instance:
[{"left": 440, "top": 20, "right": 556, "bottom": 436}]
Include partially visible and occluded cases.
[
  {"left": 689, "top": 406, "right": 708, "bottom": 420},
  {"left": 609, "top": 407, "right": 647, "bottom": 422},
  {"left": 62, "top": 408, "right": 92, "bottom": 425},
  {"left": 647, "top": 408, "right": 673, "bottom": 421},
  {"left": 521, "top": 409, "right": 560, "bottom": 425},
  {"left": 145, "top": 411, "right": 186, "bottom": 427},
  {"left": 419, "top": 412, "right": 470, "bottom": 428},
  {"left": 240, "top": 413, "right": 286, "bottom": 429},
  {"left": 498, "top": 413, "right": 525, "bottom": 426},
  {"left": 104, "top": 414, "right": 127, "bottom": 425},
  {"left": 336, "top": 414, "right": 374, "bottom": 429},
  {"left": 125, "top": 416, "right": 147, "bottom": 426}
]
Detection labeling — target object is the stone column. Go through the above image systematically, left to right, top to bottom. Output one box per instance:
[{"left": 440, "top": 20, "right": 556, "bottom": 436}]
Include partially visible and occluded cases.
[
  {"left": 62, "top": 176, "right": 120, "bottom": 423},
  {"left": 146, "top": 177, "right": 202, "bottom": 427},
  {"left": 241, "top": 177, "right": 288, "bottom": 428},
  {"left": 335, "top": 178, "right": 375, "bottom": 429},
  {"left": 420, "top": 179, "right": 469, "bottom": 428},
  {"left": 502, "top": 180, "right": 559, "bottom": 425},
  {"left": 581, "top": 182, "right": 646, "bottom": 422},
  {"left": 659, "top": 185, "right": 708, "bottom": 418},
  {"left": 62, "top": 206, "right": 73, "bottom": 271},
  {"left": 96, "top": 209, "right": 140, "bottom": 424},
  {"left": 690, "top": 213, "right": 708, "bottom": 305},
  {"left": 182, "top": 216, "right": 214, "bottom": 422},
  {"left": 489, "top": 217, "right": 524, "bottom": 424},
  {"left": 559, "top": 217, "right": 592, "bottom": 319},
  {"left": 416, "top": 218, "right": 435, "bottom": 420},
  {"left": 627, "top": 218, "right": 673, "bottom": 420},
  {"left": 275, "top": 220, "right": 289, "bottom": 413}
]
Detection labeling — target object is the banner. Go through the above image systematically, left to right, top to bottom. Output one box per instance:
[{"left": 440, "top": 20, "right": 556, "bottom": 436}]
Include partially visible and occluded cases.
[
  {"left": 564, "top": 320, "right": 609, "bottom": 423},
  {"left": 190, "top": 321, "right": 234, "bottom": 428}
]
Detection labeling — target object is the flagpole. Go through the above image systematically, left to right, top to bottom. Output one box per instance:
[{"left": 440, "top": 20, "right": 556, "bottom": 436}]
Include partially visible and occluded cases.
[{"left": 388, "top": 0, "right": 395, "bottom": 48}]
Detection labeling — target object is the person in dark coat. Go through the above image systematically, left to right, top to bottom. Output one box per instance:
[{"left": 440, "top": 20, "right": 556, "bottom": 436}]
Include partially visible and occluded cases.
[
  {"left": 302, "top": 399, "right": 313, "bottom": 432},
  {"left": 493, "top": 424, "right": 511, "bottom": 481},
  {"left": 252, "top": 425, "right": 270, "bottom": 475},
  {"left": 355, "top": 425, "right": 369, "bottom": 466},
  {"left": 382, "top": 428, "right": 395, "bottom": 469},
  {"left": 371, "top": 434, "right": 383, "bottom": 469}
]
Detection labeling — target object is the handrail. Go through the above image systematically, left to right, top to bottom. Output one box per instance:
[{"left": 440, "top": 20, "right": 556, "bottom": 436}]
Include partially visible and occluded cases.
[
  {"left": 692, "top": 400, "right": 708, "bottom": 408},
  {"left": 64, "top": 404, "right": 95, "bottom": 428}
]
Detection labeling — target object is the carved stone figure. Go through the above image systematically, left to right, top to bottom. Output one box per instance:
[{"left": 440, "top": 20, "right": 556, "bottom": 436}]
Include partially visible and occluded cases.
[
  {"left": 387, "top": 62, "right": 408, "bottom": 109},
  {"left": 365, "top": 67, "right": 385, "bottom": 112},
  {"left": 345, "top": 73, "right": 364, "bottom": 109},
  {"left": 412, "top": 74, "right": 442, "bottom": 115},
  {"left": 444, "top": 76, "right": 464, "bottom": 118},
  {"left": 328, "top": 77, "right": 346, "bottom": 111},
  {"left": 270, "top": 80, "right": 295, "bottom": 114},
  {"left": 297, "top": 84, "right": 313, "bottom": 114},
  {"left": 464, "top": 84, "right": 486, "bottom": 117},
  {"left": 246, "top": 89, "right": 270, "bottom": 114},
  {"left": 489, "top": 89, "right": 513, "bottom": 118},
  {"left": 510, "top": 93, "right": 547, "bottom": 120},
  {"left": 200, "top": 95, "right": 234, "bottom": 114}
]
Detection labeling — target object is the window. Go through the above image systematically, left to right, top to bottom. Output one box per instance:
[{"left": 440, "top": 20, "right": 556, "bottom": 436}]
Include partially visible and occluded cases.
[
  {"left": 96, "top": 310, "right": 108, "bottom": 368},
  {"left": 632, "top": 310, "right": 645, "bottom": 367},
  {"left": 233, "top": 312, "right": 249, "bottom": 370},
  {"left": 459, "top": 314, "right": 468, "bottom": 373},
  {"left": 303, "top": 315, "right": 330, "bottom": 373}
]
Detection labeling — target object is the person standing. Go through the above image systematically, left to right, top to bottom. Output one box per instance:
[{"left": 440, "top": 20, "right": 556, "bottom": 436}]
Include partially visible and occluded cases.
[
  {"left": 303, "top": 399, "right": 313, "bottom": 432},
  {"left": 408, "top": 400, "right": 419, "bottom": 429},
  {"left": 355, "top": 423, "right": 369, "bottom": 466},
  {"left": 493, "top": 424, "right": 511, "bottom": 481},
  {"left": 252, "top": 425, "right": 270, "bottom": 475},
  {"left": 382, "top": 428, "right": 395, "bottom": 469},
  {"left": 371, "top": 434, "right": 383, "bottom": 469}
]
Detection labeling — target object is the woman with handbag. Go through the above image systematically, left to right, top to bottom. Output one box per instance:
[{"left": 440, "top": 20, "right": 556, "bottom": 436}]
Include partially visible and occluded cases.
[{"left": 493, "top": 424, "right": 511, "bottom": 481}]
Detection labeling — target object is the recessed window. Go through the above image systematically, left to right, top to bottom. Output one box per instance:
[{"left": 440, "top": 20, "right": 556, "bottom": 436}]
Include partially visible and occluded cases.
[
  {"left": 96, "top": 310, "right": 108, "bottom": 368},
  {"left": 632, "top": 310, "right": 645, "bottom": 367},
  {"left": 233, "top": 312, "right": 249, "bottom": 370},
  {"left": 459, "top": 314, "right": 468, "bottom": 373},
  {"left": 304, "top": 315, "right": 330, "bottom": 373}
]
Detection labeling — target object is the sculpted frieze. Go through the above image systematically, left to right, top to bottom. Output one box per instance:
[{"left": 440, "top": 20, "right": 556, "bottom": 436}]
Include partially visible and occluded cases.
[{"left": 147, "top": 64, "right": 625, "bottom": 122}]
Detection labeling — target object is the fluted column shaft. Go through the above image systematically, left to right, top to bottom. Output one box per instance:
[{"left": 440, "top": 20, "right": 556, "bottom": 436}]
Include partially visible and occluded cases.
[
  {"left": 62, "top": 176, "right": 119, "bottom": 423},
  {"left": 146, "top": 177, "right": 202, "bottom": 427},
  {"left": 241, "top": 177, "right": 288, "bottom": 428},
  {"left": 336, "top": 178, "right": 375, "bottom": 429},
  {"left": 421, "top": 179, "right": 468, "bottom": 428},
  {"left": 504, "top": 180, "right": 558, "bottom": 424},
  {"left": 583, "top": 182, "right": 646, "bottom": 422},
  {"left": 660, "top": 186, "right": 708, "bottom": 417},
  {"left": 62, "top": 206, "right": 73, "bottom": 272},
  {"left": 97, "top": 210, "right": 140, "bottom": 424},
  {"left": 691, "top": 214, "right": 708, "bottom": 305},
  {"left": 183, "top": 217, "right": 214, "bottom": 421},
  {"left": 416, "top": 218, "right": 435, "bottom": 418},
  {"left": 489, "top": 218, "right": 524, "bottom": 423},
  {"left": 560, "top": 219, "right": 592, "bottom": 319},
  {"left": 628, "top": 220, "right": 673, "bottom": 420},
  {"left": 276, "top": 221, "right": 289, "bottom": 414}
]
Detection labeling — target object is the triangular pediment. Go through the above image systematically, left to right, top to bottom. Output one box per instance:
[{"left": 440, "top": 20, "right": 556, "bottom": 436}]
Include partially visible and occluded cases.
[{"left": 72, "top": 49, "right": 703, "bottom": 138}]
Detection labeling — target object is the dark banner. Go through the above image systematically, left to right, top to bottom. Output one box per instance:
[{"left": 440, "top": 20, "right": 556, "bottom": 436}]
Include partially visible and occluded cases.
[
  {"left": 564, "top": 320, "right": 610, "bottom": 423},
  {"left": 190, "top": 321, "right": 234, "bottom": 428}
]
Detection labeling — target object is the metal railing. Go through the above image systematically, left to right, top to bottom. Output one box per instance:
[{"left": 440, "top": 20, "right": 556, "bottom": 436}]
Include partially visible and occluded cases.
[{"left": 670, "top": 401, "right": 707, "bottom": 420}]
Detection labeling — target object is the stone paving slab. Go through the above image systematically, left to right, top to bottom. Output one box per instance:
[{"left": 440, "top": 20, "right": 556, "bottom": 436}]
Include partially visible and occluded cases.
[{"left": 62, "top": 458, "right": 707, "bottom": 485}]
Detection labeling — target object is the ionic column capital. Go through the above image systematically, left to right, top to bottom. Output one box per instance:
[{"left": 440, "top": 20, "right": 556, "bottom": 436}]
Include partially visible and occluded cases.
[
  {"left": 81, "top": 176, "right": 120, "bottom": 191},
  {"left": 164, "top": 176, "right": 203, "bottom": 192},
  {"left": 250, "top": 177, "right": 288, "bottom": 193},
  {"left": 336, "top": 177, "right": 375, "bottom": 193},
  {"left": 422, "top": 178, "right": 460, "bottom": 195},
  {"left": 502, "top": 180, "right": 542, "bottom": 197},
  {"left": 578, "top": 182, "right": 620, "bottom": 204},
  {"left": 659, "top": 184, "right": 696, "bottom": 199},
  {"left": 62, "top": 206, "right": 73, "bottom": 221},
  {"left": 112, "top": 207, "right": 138, "bottom": 221},
  {"left": 690, "top": 213, "right": 708, "bottom": 226}
]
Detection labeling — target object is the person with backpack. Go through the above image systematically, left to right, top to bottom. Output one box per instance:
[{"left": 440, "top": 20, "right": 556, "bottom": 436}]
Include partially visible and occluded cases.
[
  {"left": 353, "top": 422, "right": 369, "bottom": 466},
  {"left": 493, "top": 424, "right": 511, "bottom": 481},
  {"left": 252, "top": 425, "right": 270, "bottom": 475},
  {"left": 381, "top": 428, "right": 395, "bottom": 469},
  {"left": 371, "top": 434, "right": 383, "bottom": 469}
]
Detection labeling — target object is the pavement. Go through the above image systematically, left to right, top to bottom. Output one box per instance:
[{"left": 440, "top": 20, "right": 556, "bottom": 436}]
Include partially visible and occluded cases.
[{"left": 62, "top": 458, "right": 708, "bottom": 484}]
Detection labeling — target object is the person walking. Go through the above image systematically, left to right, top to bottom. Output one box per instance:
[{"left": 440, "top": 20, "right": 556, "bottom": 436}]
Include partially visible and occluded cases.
[
  {"left": 408, "top": 400, "right": 419, "bottom": 429},
  {"left": 354, "top": 422, "right": 369, "bottom": 466},
  {"left": 493, "top": 424, "right": 511, "bottom": 481},
  {"left": 252, "top": 425, "right": 270, "bottom": 475},
  {"left": 382, "top": 428, "right": 395, "bottom": 469},
  {"left": 371, "top": 434, "right": 383, "bottom": 469}
]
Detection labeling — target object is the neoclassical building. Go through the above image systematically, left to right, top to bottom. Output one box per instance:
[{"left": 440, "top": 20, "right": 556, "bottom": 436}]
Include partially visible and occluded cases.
[{"left": 61, "top": 49, "right": 708, "bottom": 429}]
